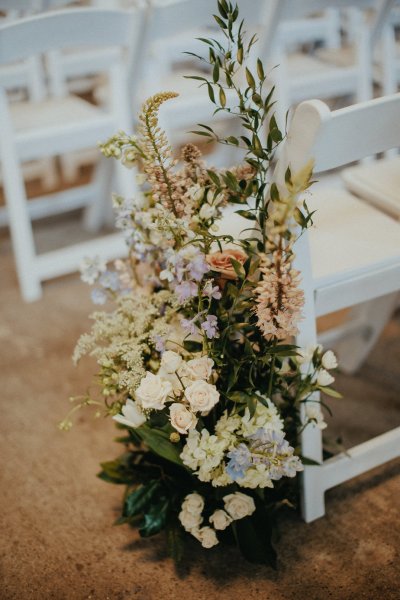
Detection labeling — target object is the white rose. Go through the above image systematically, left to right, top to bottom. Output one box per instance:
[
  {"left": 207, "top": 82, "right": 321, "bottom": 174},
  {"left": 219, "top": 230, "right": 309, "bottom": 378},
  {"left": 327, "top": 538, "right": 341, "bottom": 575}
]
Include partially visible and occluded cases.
[
  {"left": 199, "top": 203, "right": 217, "bottom": 220},
  {"left": 161, "top": 350, "right": 183, "bottom": 374},
  {"left": 321, "top": 350, "right": 338, "bottom": 370},
  {"left": 183, "top": 356, "right": 214, "bottom": 381},
  {"left": 158, "top": 368, "right": 182, "bottom": 395},
  {"left": 316, "top": 368, "right": 335, "bottom": 387},
  {"left": 135, "top": 372, "right": 172, "bottom": 410},
  {"left": 184, "top": 380, "right": 220, "bottom": 414},
  {"left": 112, "top": 399, "right": 146, "bottom": 429},
  {"left": 169, "top": 403, "right": 197, "bottom": 434},
  {"left": 305, "top": 404, "right": 327, "bottom": 430},
  {"left": 223, "top": 492, "right": 256, "bottom": 520},
  {"left": 182, "top": 493, "right": 204, "bottom": 515},
  {"left": 178, "top": 509, "right": 202, "bottom": 532},
  {"left": 209, "top": 509, "right": 232, "bottom": 531},
  {"left": 192, "top": 526, "right": 219, "bottom": 549}
]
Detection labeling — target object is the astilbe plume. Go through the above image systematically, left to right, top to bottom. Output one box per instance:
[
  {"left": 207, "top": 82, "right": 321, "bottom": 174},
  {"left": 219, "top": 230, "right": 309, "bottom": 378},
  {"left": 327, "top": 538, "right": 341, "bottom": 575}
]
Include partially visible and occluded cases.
[{"left": 254, "top": 251, "right": 304, "bottom": 340}]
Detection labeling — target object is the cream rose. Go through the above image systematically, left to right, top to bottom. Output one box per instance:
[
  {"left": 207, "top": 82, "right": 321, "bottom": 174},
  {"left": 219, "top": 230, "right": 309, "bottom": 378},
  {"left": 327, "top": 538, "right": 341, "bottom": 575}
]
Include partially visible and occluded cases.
[
  {"left": 206, "top": 249, "right": 248, "bottom": 281},
  {"left": 160, "top": 350, "right": 183, "bottom": 374},
  {"left": 321, "top": 350, "right": 338, "bottom": 370},
  {"left": 183, "top": 356, "right": 214, "bottom": 381},
  {"left": 316, "top": 368, "right": 335, "bottom": 387},
  {"left": 135, "top": 372, "right": 172, "bottom": 410},
  {"left": 184, "top": 380, "right": 220, "bottom": 414},
  {"left": 112, "top": 399, "right": 146, "bottom": 429},
  {"left": 169, "top": 403, "right": 197, "bottom": 434},
  {"left": 223, "top": 492, "right": 256, "bottom": 520},
  {"left": 182, "top": 493, "right": 204, "bottom": 515},
  {"left": 178, "top": 509, "right": 202, "bottom": 531},
  {"left": 209, "top": 509, "right": 232, "bottom": 531},
  {"left": 192, "top": 526, "right": 219, "bottom": 549}
]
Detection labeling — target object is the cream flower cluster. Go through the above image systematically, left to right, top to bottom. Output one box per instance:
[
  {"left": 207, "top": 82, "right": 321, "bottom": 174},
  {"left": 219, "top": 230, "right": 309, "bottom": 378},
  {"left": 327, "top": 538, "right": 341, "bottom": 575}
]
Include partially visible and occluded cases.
[
  {"left": 113, "top": 351, "right": 220, "bottom": 435},
  {"left": 181, "top": 399, "right": 302, "bottom": 488},
  {"left": 178, "top": 491, "right": 255, "bottom": 549}
]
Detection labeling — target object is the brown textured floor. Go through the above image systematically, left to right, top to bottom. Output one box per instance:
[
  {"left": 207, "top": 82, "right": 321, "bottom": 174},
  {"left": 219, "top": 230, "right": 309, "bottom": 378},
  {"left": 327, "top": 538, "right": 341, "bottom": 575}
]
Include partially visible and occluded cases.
[{"left": 1, "top": 217, "right": 400, "bottom": 600}]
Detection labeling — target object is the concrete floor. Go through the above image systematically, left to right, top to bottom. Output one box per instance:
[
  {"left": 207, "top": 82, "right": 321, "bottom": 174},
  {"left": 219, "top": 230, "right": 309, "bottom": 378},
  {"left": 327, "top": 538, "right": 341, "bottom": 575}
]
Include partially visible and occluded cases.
[{"left": 0, "top": 216, "right": 399, "bottom": 600}]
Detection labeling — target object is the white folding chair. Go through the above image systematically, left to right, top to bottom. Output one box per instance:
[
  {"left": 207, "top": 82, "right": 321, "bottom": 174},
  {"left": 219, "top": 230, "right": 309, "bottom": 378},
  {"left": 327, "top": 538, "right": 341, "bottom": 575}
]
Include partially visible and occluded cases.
[
  {"left": 263, "top": 0, "right": 378, "bottom": 129},
  {"left": 0, "top": 1, "right": 59, "bottom": 192},
  {"left": 0, "top": 8, "right": 144, "bottom": 301},
  {"left": 274, "top": 94, "right": 400, "bottom": 522}
]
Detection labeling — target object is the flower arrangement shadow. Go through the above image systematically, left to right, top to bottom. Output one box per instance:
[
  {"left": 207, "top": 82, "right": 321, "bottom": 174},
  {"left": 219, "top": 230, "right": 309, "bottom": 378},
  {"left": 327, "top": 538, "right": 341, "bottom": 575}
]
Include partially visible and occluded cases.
[{"left": 61, "top": 0, "right": 340, "bottom": 568}]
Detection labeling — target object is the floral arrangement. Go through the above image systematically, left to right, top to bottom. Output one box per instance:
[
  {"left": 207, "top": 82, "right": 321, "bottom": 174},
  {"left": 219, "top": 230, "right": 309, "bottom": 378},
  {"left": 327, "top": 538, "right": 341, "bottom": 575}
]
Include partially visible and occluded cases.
[{"left": 61, "top": 1, "right": 339, "bottom": 567}]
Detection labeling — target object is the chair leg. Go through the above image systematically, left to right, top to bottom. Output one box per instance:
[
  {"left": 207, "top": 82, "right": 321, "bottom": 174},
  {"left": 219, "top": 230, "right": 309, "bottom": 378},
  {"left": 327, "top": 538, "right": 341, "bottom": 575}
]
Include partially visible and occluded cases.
[
  {"left": 0, "top": 90, "right": 41, "bottom": 301},
  {"left": 82, "top": 156, "right": 113, "bottom": 233},
  {"left": 40, "top": 157, "right": 59, "bottom": 191},
  {"left": 330, "top": 293, "right": 399, "bottom": 375},
  {"left": 301, "top": 461, "right": 326, "bottom": 523}
]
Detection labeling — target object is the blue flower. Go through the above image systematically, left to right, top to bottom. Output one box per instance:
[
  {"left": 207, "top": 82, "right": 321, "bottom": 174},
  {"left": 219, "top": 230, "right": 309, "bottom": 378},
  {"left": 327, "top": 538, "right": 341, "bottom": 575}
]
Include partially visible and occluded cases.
[
  {"left": 99, "top": 270, "right": 120, "bottom": 292},
  {"left": 91, "top": 287, "right": 107, "bottom": 305},
  {"left": 226, "top": 444, "right": 252, "bottom": 481}
]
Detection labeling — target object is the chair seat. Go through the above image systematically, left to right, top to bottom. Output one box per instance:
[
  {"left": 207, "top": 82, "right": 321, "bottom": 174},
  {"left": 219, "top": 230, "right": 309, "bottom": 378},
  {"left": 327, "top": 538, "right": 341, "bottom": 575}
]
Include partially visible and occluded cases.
[
  {"left": 286, "top": 52, "right": 358, "bottom": 101},
  {"left": 11, "top": 95, "right": 115, "bottom": 161},
  {"left": 12, "top": 95, "right": 106, "bottom": 133},
  {"left": 342, "top": 157, "right": 400, "bottom": 220},
  {"left": 219, "top": 186, "right": 400, "bottom": 313},
  {"left": 309, "top": 187, "right": 400, "bottom": 285}
]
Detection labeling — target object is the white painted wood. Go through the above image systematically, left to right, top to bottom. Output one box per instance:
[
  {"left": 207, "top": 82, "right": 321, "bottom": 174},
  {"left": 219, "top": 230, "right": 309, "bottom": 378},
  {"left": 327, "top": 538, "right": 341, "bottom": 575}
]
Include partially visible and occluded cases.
[
  {"left": 0, "top": 7, "right": 144, "bottom": 300},
  {"left": 275, "top": 94, "right": 400, "bottom": 521}
]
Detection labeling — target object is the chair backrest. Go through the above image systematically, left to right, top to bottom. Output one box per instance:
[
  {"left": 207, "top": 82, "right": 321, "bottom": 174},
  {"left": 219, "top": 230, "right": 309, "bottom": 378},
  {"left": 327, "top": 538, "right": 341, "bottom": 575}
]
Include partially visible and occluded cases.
[
  {"left": 0, "top": 8, "right": 137, "bottom": 64},
  {"left": 275, "top": 93, "right": 400, "bottom": 182}
]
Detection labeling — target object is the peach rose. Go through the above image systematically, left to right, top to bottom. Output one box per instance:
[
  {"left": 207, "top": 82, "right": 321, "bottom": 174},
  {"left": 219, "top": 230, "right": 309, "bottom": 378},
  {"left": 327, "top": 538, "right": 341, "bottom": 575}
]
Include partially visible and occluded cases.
[{"left": 206, "top": 249, "right": 247, "bottom": 282}]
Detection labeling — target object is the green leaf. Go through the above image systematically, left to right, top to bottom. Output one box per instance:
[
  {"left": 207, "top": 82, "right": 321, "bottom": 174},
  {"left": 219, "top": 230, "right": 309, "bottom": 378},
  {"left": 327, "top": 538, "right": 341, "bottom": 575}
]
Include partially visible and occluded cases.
[
  {"left": 217, "top": 0, "right": 228, "bottom": 19},
  {"left": 213, "top": 14, "right": 227, "bottom": 29},
  {"left": 237, "top": 46, "right": 243, "bottom": 64},
  {"left": 257, "top": 58, "right": 265, "bottom": 80},
  {"left": 213, "top": 61, "right": 220, "bottom": 83},
  {"left": 245, "top": 67, "right": 256, "bottom": 89},
  {"left": 207, "top": 83, "right": 216, "bottom": 104},
  {"left": 219, "top": 86, "right": 226, "bottom": 107},
  {"left": 252, "top": 135, "right": 264, "bottom": 158},
  {"left": 226, "top": 136, "right": 239, "bottom": 146},
  {"left": 285, "top": 166, "right": 292, "bottom": 186},
  {"left": 207, "top": 169, "right": 221, "bottom": 188},
  {"left": 270, "top": 182, "right": 280, "bottom": 202},
  {"left": 235, "top": 209, "right": 256, "bottom": 220},
  {"left": 230, "top": 257, "right": 246, "bottom": 279},
  {"left": 183, "top": 339, "right": 203, "bottom": 353},
  {"left": 319, "top": 387, "right": 343, "bottom": 398},
  {"left": 136, "top": 426, "right": 184, "bottom": 466},
  {"left": 98, "top": 452, "right": 137, "bottom": 485},
  {"left": 300, "top": 455, "right": 322, "bottom": 466},
  {"left": 123, "top": 480, "right": 160, "bottom": 518},
  {"left": 139, "top": 496, "right": 169, "bottom": 537},
  {"left": 233, "top": 512, "right": 277, "bottom": 567},
  {"left": 166, "top": 520, "right": 185, "bottom": 565}
]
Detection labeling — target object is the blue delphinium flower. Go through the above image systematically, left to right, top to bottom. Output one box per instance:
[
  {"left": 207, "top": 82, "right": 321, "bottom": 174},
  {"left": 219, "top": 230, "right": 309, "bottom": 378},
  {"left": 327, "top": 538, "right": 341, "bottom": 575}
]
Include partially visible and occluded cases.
[
  {"left": 99, "top": 270, "right": 120, "bottom": 292},
  {"left": 91, "top": 287, "right": 107, "bottom": 305},
  {"left": 226, "top": 443, "right": 252, "bottom": 481}
]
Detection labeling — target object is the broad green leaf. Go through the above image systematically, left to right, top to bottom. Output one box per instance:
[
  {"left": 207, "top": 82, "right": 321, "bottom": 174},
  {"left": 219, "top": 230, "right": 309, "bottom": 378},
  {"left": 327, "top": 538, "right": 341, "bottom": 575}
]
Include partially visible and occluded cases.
[
  {"left": 136, "top": 425, "right": 184, "bottom": 466},
  {"left": 123, "top": 480, "right": 160, "bottom": 518},
  {"left": 139, "top": 496, "right": 169, "bottom": 537}
]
